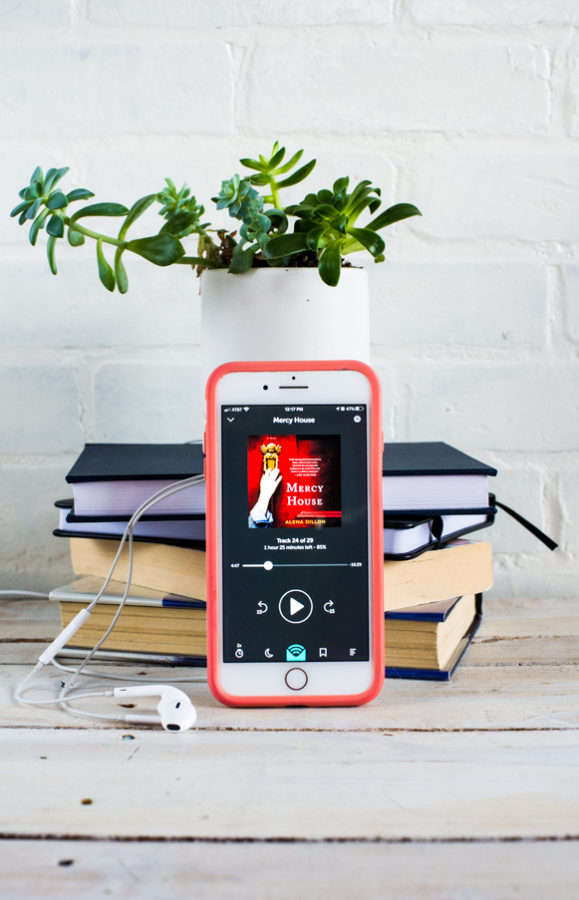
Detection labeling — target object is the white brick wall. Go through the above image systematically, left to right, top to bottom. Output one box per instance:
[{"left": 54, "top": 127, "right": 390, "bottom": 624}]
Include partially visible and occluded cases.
[{"left": 0, "top": 1, "right": 577, "bottom": 598}]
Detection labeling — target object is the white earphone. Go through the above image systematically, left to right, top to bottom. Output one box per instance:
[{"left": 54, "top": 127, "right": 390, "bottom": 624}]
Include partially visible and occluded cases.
[
  {"left": 13, "top": 475, "right": 206, "bottom": 731},
  {"left": 113, "top": 684, "right": 197, "bottom": 731}
]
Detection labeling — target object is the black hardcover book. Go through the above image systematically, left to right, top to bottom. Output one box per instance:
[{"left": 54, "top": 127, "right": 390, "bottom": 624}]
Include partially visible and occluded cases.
[
  {"left": 66, "top": 440, "right": 493, "bottom": 482},
  {"left": 65, "top": 442, "right": 204, "bottom": 517},
  {"left": 66, "top": 442, "right": 203, "bottom": 483},
  {"left": 382, "top": 442, "right": 496, "bottom": 514},
  {"left": 382, "top": 442, "right": 496, "bottom": 477},
  {"left": 55, "top": 499, "right": 204, "bottom": 523},
  {"left": 54, "top": 500, "right": 206, "bottom": 544},
  {"left": 382, "top": 508, "right": 495, "bottom": 559},
  {"left": 52, "top": 527, "right": 205, "bottom": 551}
]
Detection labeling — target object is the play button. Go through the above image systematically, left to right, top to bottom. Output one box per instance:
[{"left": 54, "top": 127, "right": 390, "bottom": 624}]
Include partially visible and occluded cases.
[
  {"left": 279, "top": 589, "right": 313, "bottom": 624},
  {"left": 290, "top": 596, "right": 305, "bottom": 616}
]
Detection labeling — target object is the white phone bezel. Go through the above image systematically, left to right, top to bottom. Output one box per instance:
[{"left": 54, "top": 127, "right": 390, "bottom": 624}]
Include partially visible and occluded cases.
[{"left": 214, "top": 368, "right": 375, "bottom": 699}]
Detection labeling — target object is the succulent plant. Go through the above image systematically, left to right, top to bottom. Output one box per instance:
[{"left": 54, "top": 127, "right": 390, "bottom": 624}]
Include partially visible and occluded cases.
[{"left": 11, "top": 144, "right": 420, "bottom": 290}]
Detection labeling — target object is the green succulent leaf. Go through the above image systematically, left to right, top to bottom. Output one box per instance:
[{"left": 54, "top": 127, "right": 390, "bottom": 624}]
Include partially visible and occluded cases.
[
  {"left": 268, "top": 146, "right": 286, "bottom": 170},
  {"left": 274, "top": 149, "right": 304, "bottom": 175},
  {"left": 239, "top": 157, "right": 267, "bottom": 172},
  {"left": 276, "top": 159, "right": 317, "bottom": 188},
  {"left": 30, "top": 166, "right": 43, "bottom": 187},
  {"left": 44, "top": 167, "right": 69, "bottom": 193},
  {"left": 246, "top": 172, "right": 271, "bottom": 187},
  {"left": 332, "top": 176, "right": 350, "bottom": 208},
  {"left": 347, "top": 180, "right": 373, "bottom": 203},
  {"left": 26, "top": 183, "right": 41, "bottom": 200},
  {"left": 66, "top": 188, "right": 95, "bottom": 202},
  {"left": 316, "top": 190, "right": 333, "bottom": 205},
  {"left": 46, "top": 191, "right": 68, "bottom": 210},
  {"left": 118, "top": 194, "right": 156, "bottom": 241},
  {"left": 346, "top": 196, "right": 377, "bottom": 225},
  {"left": 25, "top": 199, "right": 41, "bottom": 220},
  {"left": 10, "top": 201, "right": 28, "bottom": 218},
  {"left": 70, "top": 202, "right": 129, "bottom": 222},
  {"left": 367, "top": 202, "right": 421, "bottom": 232},
  {"left": 311, "top": 203, "right": 337, "bottom": 220},
  {"left": 264, "top": 208, "right": 288, "bottom": 234},
  {"left": 29, "top": 209, "right": 50, "bottom": 246},
  {"left": 160, "top": 210, "right": 201, "bottom": 239},
  {"left": 46, "top": 214, "right": 64, "bottom": 238},
  {"left": 304, "top": 225, "right": 325, "bottom": 253},
  {"left": 67, "top": 226, "right": 85, "bottom": 247},
  {"left": 346, "top": 226, "right": 385, "bottom": 258},
  {"left": 263, "top": 232, "right": 309, "bottom": 260},
  {"left": 126, "top": 233, "right": 185, "bottom": 266},
  {"left": 46, "top": 235, "right": 57, "bottom": 274},
  {"left": 96, "top": 238, "right": 116, "bottom": 291},
  {"left": 318, "top": 241, "right": 342, "bottom": 287},
  {"left": 228, "top": 244, "right": 256, "bottom": 274},
  {"left": 114, "top": 249, "right": 129, "bottom": 294}
]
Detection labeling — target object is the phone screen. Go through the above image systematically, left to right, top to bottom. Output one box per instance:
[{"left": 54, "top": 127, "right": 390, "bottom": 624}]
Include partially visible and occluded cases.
[{"left": 220, "top": 403, "right": 370, "bottom": 664}]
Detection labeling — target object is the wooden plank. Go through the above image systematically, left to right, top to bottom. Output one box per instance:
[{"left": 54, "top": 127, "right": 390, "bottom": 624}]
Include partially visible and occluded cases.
[
  {"left": 482, "top": 596, "right": 579, "bottom": 619},
  {"left": 0, "top": 598, "right": 59, "bottom": 640},
  {"left": 467, "top": 633, "right": 579, "bottom": 666},
  {"left": 2, "top": 662, "right": 579, "bottom": 731},
  {"left": 0, "top": 729, "right": 577, "bottom": 840},
  {"left": 1, "top": 839, "right": 578, "bottom": 900}
]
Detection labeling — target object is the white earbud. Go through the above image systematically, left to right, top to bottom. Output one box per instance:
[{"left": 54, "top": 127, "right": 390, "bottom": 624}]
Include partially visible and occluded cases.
[{"left": 113, "top": 684, "right": 197, "bottom": 731}]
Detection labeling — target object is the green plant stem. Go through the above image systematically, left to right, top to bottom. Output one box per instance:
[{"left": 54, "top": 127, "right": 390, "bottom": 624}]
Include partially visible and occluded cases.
[
  {"left": 268, "top": 178, "right": 281, "bottom": 211},
  {"left": 63, "top": 217, "right": 125, "bottom": 249},
  {"left": 174, "top": 256, "right": 221, "bottom": 267}
]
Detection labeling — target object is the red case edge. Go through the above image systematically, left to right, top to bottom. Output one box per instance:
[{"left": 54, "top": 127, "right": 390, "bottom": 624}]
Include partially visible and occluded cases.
[{"left": 205, "top": 359, "right": 384, "bottom": 707}]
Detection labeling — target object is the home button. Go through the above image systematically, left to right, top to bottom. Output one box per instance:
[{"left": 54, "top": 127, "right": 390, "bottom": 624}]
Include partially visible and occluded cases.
[{"left": 285, "top": 668, "right": 308, "bottom": 691}]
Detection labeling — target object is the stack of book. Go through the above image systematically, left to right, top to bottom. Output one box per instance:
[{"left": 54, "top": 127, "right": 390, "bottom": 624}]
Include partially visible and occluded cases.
[{"left": 52, "top": 441, "right": 497, "bottom": 680}]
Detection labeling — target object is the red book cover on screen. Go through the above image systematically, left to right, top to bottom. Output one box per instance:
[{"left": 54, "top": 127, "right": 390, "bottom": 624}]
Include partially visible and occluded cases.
[{"left": 247, "top": 434, "right": 341, "bottom": 528}]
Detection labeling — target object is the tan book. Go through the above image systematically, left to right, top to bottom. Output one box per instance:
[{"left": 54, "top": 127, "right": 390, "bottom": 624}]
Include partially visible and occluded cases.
[
  {"left": 69, "top": 537, "right": 492, "bottom": 613},
  {"left": 69, "top": 538, "right": 206, "bottom": 601},
  {"left": 383, "top": 540, "right": 492, "bottom": 610},
  {"left": 51, "top": 577, "right": 206, "bottom": 657},
  {"left": 385, "top": 594, "right": 477, "bottom": 669}
]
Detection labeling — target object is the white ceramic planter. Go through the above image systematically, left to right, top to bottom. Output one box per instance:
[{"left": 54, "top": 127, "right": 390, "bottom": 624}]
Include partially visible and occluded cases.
[{"left": 200, "top": 267, "right": 369, "bottom": 383}]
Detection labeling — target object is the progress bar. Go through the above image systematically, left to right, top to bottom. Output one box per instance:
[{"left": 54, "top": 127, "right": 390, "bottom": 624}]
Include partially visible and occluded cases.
[{"left": 241, "top": 560, "right": 352, "bottom": 570}]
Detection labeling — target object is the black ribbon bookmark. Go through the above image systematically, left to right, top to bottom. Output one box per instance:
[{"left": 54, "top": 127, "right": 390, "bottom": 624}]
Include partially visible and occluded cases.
[{"left": 491, "top": 494, "right": 558, "bottom": 551}]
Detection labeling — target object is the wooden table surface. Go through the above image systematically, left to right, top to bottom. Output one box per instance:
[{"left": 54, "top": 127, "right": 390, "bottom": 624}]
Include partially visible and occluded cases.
[{"left": 1, "top": 593, "right": 578, "bottom": 898}]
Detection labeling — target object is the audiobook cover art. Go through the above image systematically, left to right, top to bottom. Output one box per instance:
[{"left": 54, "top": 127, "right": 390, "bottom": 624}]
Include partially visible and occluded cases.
[{"left": 247, "top": 435, "right": 341, "bottom": 528}]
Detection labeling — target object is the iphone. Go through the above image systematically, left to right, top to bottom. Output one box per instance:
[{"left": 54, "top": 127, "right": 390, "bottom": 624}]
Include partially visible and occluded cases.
[{"left": 205, "top": 360, "right": 384, "bottom": 706}]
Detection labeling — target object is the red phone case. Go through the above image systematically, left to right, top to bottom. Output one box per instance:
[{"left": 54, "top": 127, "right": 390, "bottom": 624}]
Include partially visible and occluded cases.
[{"left": 205, "top": 360, "right": 384, "bottom": 707}]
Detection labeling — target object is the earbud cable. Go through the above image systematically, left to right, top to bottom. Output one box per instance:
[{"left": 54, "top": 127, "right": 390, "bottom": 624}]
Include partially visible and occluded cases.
[{"left": 14, "top": 475, "right": 206, "bottom": 722}]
